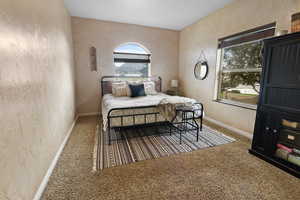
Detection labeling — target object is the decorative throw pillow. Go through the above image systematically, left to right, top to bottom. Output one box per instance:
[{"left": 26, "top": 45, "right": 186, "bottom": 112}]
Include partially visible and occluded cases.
[
  {"left": 126, "top": 80, "right": 142, "bottom": 96},
  {"left": 144, "top": 81, "right": 157, "bottom": 95},
  {"left": 112, "top": 82, "right": 128, "bottom": 97},
  {"left": 129, "top": 84, "right": 146, "bottom": 97}
]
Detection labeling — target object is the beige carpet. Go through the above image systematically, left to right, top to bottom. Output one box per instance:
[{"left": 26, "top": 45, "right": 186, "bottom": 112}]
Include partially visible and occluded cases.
[
  {"left": 42, "top": 116, "right": 300, "bottom": 200},
  {"left": 94, "top": 124, "right": 235, "bottom": 170}
]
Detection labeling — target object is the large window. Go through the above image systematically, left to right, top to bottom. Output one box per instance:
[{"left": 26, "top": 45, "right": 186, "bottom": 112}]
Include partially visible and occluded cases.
[
  {"left": 214, "top": 23, "right": 276, "bottom": 109},
  {"left": 114, "top": 43, "right": 150, "bottom": 77}
]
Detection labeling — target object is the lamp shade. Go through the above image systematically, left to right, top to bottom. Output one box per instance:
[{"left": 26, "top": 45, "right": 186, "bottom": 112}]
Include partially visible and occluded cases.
[{"left": 171, "top": 80, "right": 178, "bottom": 88}]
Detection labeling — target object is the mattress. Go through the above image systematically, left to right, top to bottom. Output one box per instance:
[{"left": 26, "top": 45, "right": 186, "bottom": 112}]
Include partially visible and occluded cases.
[{"left": 102, "top": 93, "right": 170, "bottom": 130}]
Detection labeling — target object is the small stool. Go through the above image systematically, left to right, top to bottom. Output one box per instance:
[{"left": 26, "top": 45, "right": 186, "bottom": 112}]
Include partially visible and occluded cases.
[{"left": 172, "top": 103, "right": 203, "bottom": 144}]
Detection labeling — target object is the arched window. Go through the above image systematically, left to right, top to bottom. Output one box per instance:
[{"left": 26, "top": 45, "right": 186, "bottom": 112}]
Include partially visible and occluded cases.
[{"left": 113, "top": 43, "right": 151, "bottom": 77}]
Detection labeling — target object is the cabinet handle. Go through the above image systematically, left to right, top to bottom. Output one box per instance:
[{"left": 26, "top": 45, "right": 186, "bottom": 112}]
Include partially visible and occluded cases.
[
  {"left": 265, "top": 127, "right": 270, "bottom": 131},
  {"left": 273, "top": 129, "right": 278, "bottom": 133}
]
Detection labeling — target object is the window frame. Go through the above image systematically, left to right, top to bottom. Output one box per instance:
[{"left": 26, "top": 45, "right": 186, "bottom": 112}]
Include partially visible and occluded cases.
[{"left": 213, "top": 23, "right": 276, "bottom": 110}]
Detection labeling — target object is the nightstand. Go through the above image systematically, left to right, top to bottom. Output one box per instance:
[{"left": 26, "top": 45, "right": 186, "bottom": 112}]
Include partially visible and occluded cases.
[{"left": 166, "top": 90, "right": 180, "bottom": 96}]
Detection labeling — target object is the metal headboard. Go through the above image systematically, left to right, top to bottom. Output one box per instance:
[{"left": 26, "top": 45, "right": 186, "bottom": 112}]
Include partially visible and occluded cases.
[{"left": 100, "top": 76, "right": 162, "bottom": 96}]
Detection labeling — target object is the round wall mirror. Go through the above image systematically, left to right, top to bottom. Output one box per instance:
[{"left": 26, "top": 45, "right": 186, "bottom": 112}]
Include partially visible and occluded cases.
[{"left": 194, "top": 61, "right": 208, "bottom": 80}]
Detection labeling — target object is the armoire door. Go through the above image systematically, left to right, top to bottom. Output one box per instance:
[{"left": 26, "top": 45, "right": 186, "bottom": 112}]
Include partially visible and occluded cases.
[
  {"left": 261, "top": 34, "right": 300, "bottom": 113},
  {"left": 252, "top": 110, "right": 279, "bottom": 155}
]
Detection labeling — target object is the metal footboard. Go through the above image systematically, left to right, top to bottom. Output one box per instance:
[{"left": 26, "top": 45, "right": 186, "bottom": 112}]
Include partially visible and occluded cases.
[
  {"left": 106, "top": 103, "right": 204, "bottom": 145},
  {"left": 107, "top": 105, "right": 167, "bottom": 145}
]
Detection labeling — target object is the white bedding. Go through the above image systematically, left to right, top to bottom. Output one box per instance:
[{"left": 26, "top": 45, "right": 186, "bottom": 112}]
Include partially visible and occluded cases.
[{"left": 101, "top": 93, "right": 198, "bottom": 130}]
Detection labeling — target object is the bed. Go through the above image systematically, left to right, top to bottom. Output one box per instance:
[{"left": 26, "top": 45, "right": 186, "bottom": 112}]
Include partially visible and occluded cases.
[{"left": 101, "top": 76, "right": 203, "bottom": 145}]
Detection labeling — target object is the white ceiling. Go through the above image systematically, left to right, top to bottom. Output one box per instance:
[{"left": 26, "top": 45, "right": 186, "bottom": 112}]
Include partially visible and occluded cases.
[{"left": 64, "top": 0, "right": 234, "bottom": 30}]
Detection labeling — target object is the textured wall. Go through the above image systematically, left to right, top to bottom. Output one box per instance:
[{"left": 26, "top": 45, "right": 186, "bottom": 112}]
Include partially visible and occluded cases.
[
  {"left": 0, "top": 0, "right": 75, "bottom": 199},
  {"left": 179, "top": 0, "right": 299, "bottom": 134},
  {"left": 72, "top": 17, "right": 179, "bottom": 114}
]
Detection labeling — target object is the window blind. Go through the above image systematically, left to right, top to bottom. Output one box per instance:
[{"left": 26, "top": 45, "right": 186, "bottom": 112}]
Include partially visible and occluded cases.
[
  {"left": 218, "top": 22, "right": 276, "bottom": 49},
  {"left": 113, "top": 52, "right": 151, "bottom": 63}
]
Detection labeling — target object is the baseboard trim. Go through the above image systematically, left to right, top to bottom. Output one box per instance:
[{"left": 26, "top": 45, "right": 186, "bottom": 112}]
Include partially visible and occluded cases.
[
  {"left": 78, "top": 112, "right": 100, "bottom": 117},
  {"left": 33, "top": 115, "right": 78, "bottom": 200},
  {"left": 205, "top": 116, "right": 253, "bottom": 139}
]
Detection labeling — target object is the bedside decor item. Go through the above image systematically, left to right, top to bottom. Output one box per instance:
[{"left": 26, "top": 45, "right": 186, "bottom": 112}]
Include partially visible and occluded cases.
[
  {"left": 292, "top": 12, "right": 300, "bottom": 33},
  {"left": 89, "top": 46, "right": 98, "bottom": 71},
  {"left": 194, "top": 50, "right": 209, "bottom": 80},
  {"left": 167, "top": 79, "right": 179, "bottom": 95},
  {"left": 171, "top": 79, "right": 178, "bottom": 88},
  {"left": 166, "top": 90, "right": 179, "bottom": 96}
]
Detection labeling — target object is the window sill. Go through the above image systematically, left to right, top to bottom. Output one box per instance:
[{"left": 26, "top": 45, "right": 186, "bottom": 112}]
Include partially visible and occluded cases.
[{"left": 213, "top": 99, "right": 257, "bottom": 111}]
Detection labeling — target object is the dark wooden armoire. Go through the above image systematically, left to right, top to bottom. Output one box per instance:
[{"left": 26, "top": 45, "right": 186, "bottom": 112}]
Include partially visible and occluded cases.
[{"left": 249, "top": 32, "right": 300, "bottom": 178}]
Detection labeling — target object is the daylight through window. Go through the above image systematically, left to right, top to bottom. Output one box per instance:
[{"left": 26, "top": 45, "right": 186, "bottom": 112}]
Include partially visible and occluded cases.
[
  {"left": 215, "top": 23, "right": 276, "bottom": 108},
  {"left": 114, "top": 43, "right": 150, "bottom": 77}
]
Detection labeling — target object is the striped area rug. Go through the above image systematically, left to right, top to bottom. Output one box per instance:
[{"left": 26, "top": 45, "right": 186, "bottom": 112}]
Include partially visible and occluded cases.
[{"left": 93, "top": 124, "right": 235, "bottom": 171}]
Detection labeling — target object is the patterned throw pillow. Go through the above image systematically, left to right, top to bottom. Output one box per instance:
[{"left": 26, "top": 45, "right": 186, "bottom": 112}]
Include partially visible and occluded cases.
[
  {"left": 144, "top": 81, "right": 157, "bottom": 95},
  {"left": 112, "top": 82, "right": 128, "bottom": 97}
]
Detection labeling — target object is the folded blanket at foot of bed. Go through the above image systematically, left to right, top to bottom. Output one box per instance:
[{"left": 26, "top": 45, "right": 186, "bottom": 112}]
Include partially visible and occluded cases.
[{"left": 157, "top": 97, "right": 202, "bottom": 122}]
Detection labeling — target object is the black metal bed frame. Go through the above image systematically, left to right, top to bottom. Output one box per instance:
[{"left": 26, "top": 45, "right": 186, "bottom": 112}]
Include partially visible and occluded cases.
[{"left": 100, "top": 76, "right": 203, "bottom": 145}]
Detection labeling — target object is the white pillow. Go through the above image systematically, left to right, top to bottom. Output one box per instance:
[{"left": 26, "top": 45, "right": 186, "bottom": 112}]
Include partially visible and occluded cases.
[
  {"left": 127, "top": 80, "right": 142, "bottom": 85},
  {"left": 144, "top": 81, "right": 157, "bottom": 95},
  {"left": 112, "top": 82, "right": 129, "bottom": 97}
]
